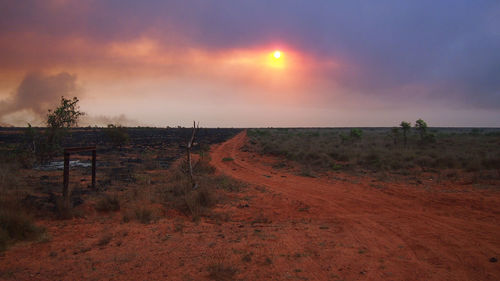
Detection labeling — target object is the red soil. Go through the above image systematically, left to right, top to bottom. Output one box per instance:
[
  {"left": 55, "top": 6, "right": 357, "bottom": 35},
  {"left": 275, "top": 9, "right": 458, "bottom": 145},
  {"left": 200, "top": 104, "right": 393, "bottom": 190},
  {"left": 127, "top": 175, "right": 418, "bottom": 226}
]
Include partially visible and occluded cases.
[
  {"left": 1, "top": 131, "right": 499, "bottom": 280},
  {"left": 209, "top": 131, "right": 500, "bottom": 280}
]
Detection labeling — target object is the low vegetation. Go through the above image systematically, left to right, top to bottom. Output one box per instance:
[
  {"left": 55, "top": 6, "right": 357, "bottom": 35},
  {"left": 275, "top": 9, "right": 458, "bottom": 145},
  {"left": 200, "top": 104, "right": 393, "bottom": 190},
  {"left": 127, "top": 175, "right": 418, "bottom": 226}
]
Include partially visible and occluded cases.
[
  {"left": 24, "top": 96, "right": 84, "bottom": 164},
  {"left": 104, "top": 124, "right": 129, "bottom": 147},
  {"left": 247, "top": 124, "right": 500, "bottom": 186},
  {"left": 161, "top": 157, "right": 244, "bottom": 220},
  {"left": 0, "top": 159, "right": 45, "bottom": 251},
  {"left": 95, "top": 194, "right": 121, "bottom": 212},
  {"left": 0, "top": 206, "right": 45, "bottom": 252}
]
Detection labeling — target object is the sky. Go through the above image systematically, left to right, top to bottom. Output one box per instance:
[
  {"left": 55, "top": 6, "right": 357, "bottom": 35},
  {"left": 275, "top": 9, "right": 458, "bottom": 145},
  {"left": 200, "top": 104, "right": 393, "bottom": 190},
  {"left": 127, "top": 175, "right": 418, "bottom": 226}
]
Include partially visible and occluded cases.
[{"left": 0, "top": 0, "right": 499, "bottom": 127}]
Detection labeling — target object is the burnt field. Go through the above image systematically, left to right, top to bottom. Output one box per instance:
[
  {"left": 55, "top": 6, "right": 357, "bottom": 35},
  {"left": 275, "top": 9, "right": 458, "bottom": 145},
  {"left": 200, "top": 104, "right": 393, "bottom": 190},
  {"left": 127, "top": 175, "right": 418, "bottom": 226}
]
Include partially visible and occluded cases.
[
  {"left": 0, "top": 127, "right": 241, "bottom": 218},
  {"left": 0, "top": 127, "right": 241, "bottom": 151}
]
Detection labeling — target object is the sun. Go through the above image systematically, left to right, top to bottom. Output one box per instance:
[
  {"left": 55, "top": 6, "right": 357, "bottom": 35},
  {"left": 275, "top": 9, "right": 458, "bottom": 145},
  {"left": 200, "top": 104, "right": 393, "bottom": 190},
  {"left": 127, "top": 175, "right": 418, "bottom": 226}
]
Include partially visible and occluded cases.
[{"left": 273, "top": 50, "right": 281, "bottom": 59}]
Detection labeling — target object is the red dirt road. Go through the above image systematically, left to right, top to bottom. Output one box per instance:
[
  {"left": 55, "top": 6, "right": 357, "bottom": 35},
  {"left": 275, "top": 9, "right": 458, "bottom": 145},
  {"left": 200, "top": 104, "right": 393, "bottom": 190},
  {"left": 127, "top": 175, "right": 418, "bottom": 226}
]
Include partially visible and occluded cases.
[{"left": 210, "top": 131, "right": 500, "bottom": 280}]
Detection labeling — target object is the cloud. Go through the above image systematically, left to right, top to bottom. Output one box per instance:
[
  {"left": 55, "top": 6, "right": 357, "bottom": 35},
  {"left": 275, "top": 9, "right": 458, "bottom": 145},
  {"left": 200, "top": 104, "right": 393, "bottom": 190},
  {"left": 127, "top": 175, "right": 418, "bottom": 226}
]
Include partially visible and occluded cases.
[
  {"left": 0, "top": 1, "right": 499, "bottom": 126},
  {"left": 0, "top": 72, "right": 80, "bottom": 124}
]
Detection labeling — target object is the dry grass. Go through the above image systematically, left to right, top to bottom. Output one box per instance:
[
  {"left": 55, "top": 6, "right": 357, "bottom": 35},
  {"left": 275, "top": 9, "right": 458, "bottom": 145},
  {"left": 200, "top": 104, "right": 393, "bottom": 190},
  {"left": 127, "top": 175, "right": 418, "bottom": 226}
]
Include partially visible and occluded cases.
[
  {"left": 248, "top": 128, "right": 500, "bottom": 186},
  {"left": 0, "top": 158, "right": 45, "bottom": 251},
  {"left": 161, "top": 158, "right": 244, "bottom": 220},
  {"left": 95, "top": 194, "right": 121, "bottom": 212},
  {"left": 0, "top": 199, "right": 45, "bottom": 251},
  {"left": 134, "top": 207, "right": 154, "bottom": 224},
  {"left": 207, "top": 250, "right": 237, "bottom": 281}
]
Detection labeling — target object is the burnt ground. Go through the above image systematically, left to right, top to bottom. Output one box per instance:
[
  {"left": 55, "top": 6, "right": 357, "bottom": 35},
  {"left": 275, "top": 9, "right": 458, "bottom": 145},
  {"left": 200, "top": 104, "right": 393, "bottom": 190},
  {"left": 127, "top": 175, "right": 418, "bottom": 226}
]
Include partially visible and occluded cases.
[{"left": 0, "top": 127, "right": 241, "bottom": 217}]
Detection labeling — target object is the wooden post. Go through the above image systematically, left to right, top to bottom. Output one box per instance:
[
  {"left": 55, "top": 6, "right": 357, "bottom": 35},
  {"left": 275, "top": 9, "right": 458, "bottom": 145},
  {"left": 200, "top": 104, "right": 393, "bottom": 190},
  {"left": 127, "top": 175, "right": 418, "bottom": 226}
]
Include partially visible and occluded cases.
[
  {"left": 187, "top": 121, "right": 199, "bottom": 189},
  {"left": 62, "top": 146, "right": 96, "bottom": 208},
  {"left": 92, "top": 150, "right": 96, "bottom": 189},
  {"left": 63, "top": 152, "right": 70, "bottom": 207}
]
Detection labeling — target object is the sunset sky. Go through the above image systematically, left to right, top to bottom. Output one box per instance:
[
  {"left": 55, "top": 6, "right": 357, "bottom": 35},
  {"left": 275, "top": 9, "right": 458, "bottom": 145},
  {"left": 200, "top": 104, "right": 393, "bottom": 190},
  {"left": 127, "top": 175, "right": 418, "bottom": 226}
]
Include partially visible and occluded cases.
[{"left": 1, "top": 0, "right": 499, "bottom": 127}]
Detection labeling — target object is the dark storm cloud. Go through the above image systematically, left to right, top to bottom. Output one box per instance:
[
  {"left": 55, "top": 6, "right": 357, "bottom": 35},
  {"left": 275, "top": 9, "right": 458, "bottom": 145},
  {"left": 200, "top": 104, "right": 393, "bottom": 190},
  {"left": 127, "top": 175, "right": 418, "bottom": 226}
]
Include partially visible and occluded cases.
[
  {"left": 1, "top": 0, "right": 499, "bottom": 109},
  {"left": 0, "top": 72, "right": 79, "bottom": 119}
]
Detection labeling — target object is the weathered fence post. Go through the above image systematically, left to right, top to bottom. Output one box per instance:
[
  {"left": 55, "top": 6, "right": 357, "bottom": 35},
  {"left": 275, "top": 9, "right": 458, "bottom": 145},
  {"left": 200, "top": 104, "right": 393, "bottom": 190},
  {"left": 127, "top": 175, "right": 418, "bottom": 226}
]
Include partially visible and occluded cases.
[
  {"left": 187, "top": 121, "right": 199, "bottom": 189},
  {"left": 62, "top": 146, "right": 97, "bottom": 208}
]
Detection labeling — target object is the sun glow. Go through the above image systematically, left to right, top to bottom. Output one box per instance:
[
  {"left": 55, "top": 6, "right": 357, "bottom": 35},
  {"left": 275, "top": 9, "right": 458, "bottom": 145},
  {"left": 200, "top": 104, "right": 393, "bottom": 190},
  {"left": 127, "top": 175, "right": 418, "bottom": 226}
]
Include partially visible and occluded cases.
[
  {"left": 220, "top": 48, "right": 290, "bottom": 70},
  {"left": 267, "top": 50, "right": 285, "bottom": 69}
]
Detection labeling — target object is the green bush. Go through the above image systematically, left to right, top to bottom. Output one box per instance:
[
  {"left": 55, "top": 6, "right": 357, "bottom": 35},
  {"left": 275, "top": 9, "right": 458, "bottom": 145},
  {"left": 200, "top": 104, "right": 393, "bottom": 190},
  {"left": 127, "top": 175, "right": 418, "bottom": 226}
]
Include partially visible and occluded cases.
[{"left": 350, "top": 128, "right": 363, "bottom": 141}]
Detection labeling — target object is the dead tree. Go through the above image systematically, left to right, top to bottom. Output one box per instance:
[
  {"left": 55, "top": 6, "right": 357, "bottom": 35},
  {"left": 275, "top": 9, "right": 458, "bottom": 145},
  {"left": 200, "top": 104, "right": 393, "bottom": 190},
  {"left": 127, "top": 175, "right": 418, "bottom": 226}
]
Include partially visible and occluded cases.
[{"left": 186, "top": 121, "right": 199, "bottom": 189}]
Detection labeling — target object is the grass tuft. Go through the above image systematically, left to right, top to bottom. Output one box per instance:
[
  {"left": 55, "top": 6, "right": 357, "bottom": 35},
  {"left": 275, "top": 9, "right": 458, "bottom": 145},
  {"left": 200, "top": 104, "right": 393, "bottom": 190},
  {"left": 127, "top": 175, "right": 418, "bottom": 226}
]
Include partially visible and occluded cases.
[
  {"left": 161, "top": 158, "right": 244, "bottom": 219},
  {"left": 95, "top": 194, "right": 120, "bottom": 212},
  {"left": 0, "top": 201, "right": 45, "bottom": 251}
]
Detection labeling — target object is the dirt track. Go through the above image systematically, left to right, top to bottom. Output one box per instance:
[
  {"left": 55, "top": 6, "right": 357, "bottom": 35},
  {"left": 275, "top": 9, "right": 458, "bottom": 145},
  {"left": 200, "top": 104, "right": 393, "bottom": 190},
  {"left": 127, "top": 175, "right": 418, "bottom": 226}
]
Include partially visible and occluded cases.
[{"left": 210, "top": 131, "right": 500, "bottom": 280}]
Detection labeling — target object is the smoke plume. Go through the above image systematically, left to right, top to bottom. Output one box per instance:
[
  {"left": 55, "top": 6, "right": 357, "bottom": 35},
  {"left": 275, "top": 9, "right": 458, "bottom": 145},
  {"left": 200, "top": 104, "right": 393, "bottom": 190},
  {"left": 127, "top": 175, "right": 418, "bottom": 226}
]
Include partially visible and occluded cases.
[{"left": 0, "top": 72, "right": 79, "bottom": 125}]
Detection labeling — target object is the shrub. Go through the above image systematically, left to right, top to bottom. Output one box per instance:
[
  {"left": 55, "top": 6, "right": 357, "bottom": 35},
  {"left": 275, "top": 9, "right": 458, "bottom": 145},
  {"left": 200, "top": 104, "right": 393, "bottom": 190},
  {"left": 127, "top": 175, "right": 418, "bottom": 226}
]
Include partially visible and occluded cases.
[
  {"left": 44, "top": 96, "right": 84, "bottom": 161},
  {"left": 415, "top": 119, "right": 428, "bottom": 141},
  {"left": 400, "top": 121, "right": 411, "bottom": 146},
  {"left": 105, "top": 124, "right": 129, "bottom": 147},
  {"left": 350, "top": 128, "right": 362, "bottom": 141},
  {"left": 339, "top": 133, "right": 349, "bottom": 144},
  {"left": 423, "top": 133, "right": 436, "bottom": 144},
  {"left": 362, "top": 151, "right": 382, "bottom": 169},
  {"left": 161, "top": 159, "right": 243, "bottom": 219},
  {"left": 193, "top": 159, "right": 215, "bottom": 175},
  {"left": 332, "top": 163, "right": 343, "bottom": 171},
  {"left": 300, "top": 165, "right": 317, "bottom": 178},
  {"left": 212, "top": 175, "right": 243, "bottom": 192},
  {"left": 184, "top": 187, "right": 215, "bottom": 219},
  {"left": 95, "top": 194, "right": 120, "bottom": 212},
  {"left": 0, "top": 204, "right": 45, "bottom": 251},
  {"left": 134, "top": 207, "right": 154, "bottom": 224}
]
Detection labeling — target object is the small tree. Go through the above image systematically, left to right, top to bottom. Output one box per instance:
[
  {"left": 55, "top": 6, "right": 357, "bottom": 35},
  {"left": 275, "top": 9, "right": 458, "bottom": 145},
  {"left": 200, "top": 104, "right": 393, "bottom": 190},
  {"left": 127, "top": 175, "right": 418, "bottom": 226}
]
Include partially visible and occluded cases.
[
  {"left": 45, "top": 96, "right": 84, "bottom": 159},
  {"left": 47, "top": 97, "right": 83, "bottom": 129},
  {"left": 415, "top": 118, "right": 427, "bottom": 142},
  {"left": 400, "top": 121, "right": 411, "bottom": 147},
  {"left": 105, "top": 124, "right": 129, "bottom": 147},
  {"left": 391, "top": 127, "right": 400, "bottom": 145}
]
